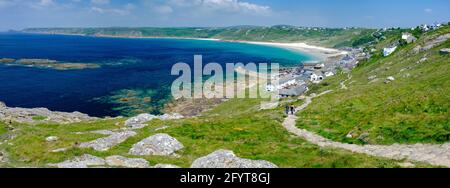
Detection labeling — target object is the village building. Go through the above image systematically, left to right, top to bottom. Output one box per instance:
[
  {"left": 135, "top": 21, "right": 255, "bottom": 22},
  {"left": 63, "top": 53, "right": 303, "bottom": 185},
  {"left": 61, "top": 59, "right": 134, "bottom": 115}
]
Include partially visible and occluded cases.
[
  {"left": 402, "top": 33, "right": 417, "bottom": 44},
  {"left": 383, "top": 46, "right": 397, "bottom": 56},
  {"left": 310, "top": 71, "right": 324, "bottom": 83},
  {"left": 324, "top": 71, "right": 335, "bottom": 77},
  {"left": 279, "top": 84, "right": 309, "bottom": 98}
]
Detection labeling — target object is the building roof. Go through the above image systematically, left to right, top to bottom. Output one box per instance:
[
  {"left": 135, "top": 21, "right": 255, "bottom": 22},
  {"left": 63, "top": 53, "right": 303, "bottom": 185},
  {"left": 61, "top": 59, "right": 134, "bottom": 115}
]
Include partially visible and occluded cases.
[{"left": 279, "top": 85, "right": 308, "bottom": 96}]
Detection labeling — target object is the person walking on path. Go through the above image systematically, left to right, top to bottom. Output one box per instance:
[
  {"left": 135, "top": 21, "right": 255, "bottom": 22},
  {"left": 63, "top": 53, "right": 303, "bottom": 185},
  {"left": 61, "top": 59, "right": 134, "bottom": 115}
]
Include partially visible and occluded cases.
[
  {"left": 285, "top": 105, "right": 290, "bottom": 115},
  {"left": 290, "top": 105, "right": 295, "bottom": 115}
]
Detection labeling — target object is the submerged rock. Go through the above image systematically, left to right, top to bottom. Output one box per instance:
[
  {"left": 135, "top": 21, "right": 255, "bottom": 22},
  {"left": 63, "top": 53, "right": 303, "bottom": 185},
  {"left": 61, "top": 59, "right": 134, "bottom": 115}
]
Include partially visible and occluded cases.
[
  {"left": 0, "top": 58, "right": 15, "bottom": 63},
  {"left": 15, "top": 59, "right": 100, "bottom": 70},
  {"left": 129, "top": 133, "right": 184, "bottom": 156},
  {"left": 191, "top": 149, "right": 278, "bottom": 168},
  {"left": 105, "top": 155, "right": 149, "bottom": 168}
]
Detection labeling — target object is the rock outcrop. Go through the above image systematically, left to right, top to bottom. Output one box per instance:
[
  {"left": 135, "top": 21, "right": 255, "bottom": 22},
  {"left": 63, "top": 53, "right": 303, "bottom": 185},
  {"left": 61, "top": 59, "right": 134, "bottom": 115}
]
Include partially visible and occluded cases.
[
  {"left": 412, "top": 33, "right": 450, "bottom": 54},
  {"left": 440, "top": 48, "right": 450, "bottom": 55},
  {"left": 0, "top": 58, "right": 15, "bottom": 63},
  {"left": 15, "top": 58, "right": 100, "bottom": 70},
  {"left": 384, "top": 76, "right": 395, "bottom": 84},
  {"left": 0, "top": 102, "right": 96, "bottom": 124},
  {"left": 124, "top": 113, "right": 183, "bottom": 129},
  {"left": 80, "top": 130, "right": 137, "bottom": 151},
  {"left": 129, "top": 133, "right": 184, "bottom": 156},
  {"left": 45, "top": 136, "right": 59, "bottom": 142},
  {"left": 191, "top": 150, "right": 278, "bottom": 168},
  {"left": 51, "top": 154, "right": 105, "bottom": 168},
  {"left": 51, "top": 154, "right": 151, "bottom": 168},
  {"left": 105, "top": 155, "right": 150, "bottom": 168},
  {"left": 153, "top": 164, "right": 180, "bottom": 168}
]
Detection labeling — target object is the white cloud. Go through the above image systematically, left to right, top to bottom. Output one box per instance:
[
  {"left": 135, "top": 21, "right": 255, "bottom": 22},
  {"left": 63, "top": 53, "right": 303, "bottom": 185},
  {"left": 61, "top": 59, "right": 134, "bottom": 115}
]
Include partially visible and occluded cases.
[
  {"left": 0, "top": 0, "right": 15, "bottom": 8},
  {"left": 39, "top": 0, "right": 54, "bottom": 6},
  {"left": 91, "top": 0, "right": 110, "bottom": 5},
  {"left": 168, "top": 0, "right": 271, "bottom": 15},
  {"left": 153, "top": 5, "right": 173, "bottom": 14},
  {"left": 90, "top": 6, "right": 129, "bottom": 16},
  {"left": 424, "top": 8, "right": 432, "bottom": 13}
]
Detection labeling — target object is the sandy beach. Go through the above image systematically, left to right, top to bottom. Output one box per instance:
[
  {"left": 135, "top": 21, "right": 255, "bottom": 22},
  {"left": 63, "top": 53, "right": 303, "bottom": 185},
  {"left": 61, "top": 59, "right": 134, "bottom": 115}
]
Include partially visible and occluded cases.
[{"left": 235, "top": 41, "right": 347, "bottom": 60}]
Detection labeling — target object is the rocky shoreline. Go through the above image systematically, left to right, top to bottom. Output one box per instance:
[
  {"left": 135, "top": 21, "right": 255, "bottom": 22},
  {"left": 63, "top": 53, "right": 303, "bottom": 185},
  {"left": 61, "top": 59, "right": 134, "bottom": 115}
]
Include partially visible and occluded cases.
[{"left": 0, "top": 101, "right": 97, "bottom": 124}]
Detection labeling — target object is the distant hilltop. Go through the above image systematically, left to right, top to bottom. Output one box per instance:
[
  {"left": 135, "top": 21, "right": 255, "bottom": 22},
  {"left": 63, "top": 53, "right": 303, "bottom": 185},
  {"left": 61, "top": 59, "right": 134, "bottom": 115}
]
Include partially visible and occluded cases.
[
  {"left": 23, "top": 23, "right": 448, "bottom": 48},
  {"left": 22, "top": 26, "right": 378, "bottom": 48}
]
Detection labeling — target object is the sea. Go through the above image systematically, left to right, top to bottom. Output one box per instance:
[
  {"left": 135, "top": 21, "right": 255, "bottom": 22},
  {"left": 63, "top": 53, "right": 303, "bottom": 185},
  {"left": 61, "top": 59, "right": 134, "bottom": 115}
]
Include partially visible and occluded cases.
[{"left": 0, "top": 32, "right": 314, "bottom": 117}]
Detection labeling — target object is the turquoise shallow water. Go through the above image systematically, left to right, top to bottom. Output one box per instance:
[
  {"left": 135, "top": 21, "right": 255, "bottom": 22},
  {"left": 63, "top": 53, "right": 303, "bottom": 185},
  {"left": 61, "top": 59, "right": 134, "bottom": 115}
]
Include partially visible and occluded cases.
[{"left": 0, "top": 33, "right": 314, "bottom": 117}]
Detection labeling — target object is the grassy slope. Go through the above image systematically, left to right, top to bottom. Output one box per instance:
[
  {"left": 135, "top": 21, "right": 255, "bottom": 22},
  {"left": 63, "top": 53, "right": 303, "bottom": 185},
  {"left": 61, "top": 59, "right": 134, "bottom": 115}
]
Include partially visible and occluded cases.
[
  {"left": 2, "top": 26, "right": 447, "bottom": 168},
  {"left": 297, "top": 26, "right": 450, "bottom": 145},
  {"left": 1, "top": 98, "right": 432, "bottom": 168}
]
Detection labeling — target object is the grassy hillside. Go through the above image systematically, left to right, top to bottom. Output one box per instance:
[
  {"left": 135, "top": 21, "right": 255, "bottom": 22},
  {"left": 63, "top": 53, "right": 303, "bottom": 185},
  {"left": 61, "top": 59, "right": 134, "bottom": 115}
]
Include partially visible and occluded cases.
[
  {"left": 2, "top": 26, "right": 447, "bottom": 168},
  {"left": 23, "top": 26, "right": 377, "bottom": 48},
  {"left": 297, "top": 26, "right": 450, "bottom": 145},
  {"left": 1, "top": 97, "right": 432, "bottom": 168}
]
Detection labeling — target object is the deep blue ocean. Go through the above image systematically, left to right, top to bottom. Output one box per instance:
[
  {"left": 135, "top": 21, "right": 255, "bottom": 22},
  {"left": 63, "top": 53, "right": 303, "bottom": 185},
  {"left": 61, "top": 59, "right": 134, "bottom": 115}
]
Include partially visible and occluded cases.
[{"left": 0, "top": 33, "right": 313, "bottom": 117}]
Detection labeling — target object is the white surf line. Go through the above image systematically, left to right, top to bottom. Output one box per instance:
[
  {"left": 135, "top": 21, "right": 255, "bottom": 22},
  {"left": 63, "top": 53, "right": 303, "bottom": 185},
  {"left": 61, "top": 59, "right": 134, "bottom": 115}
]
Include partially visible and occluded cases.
[{"left": 282, "top": 90, "right": 450, "bottom": 167}]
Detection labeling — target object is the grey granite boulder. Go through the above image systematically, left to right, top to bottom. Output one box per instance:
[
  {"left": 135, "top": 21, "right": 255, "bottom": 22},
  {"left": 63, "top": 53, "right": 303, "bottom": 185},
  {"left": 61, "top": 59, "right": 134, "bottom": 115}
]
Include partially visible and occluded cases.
[
  {"left": 440, "top": 48, "right": 450, "bottom": 55},
  {"left": 0, "top": 102, "right": 96, "bottom": 124},
  {"left": 124, "top": 113, "right": 184, "bottom": 129},
  {"left": 124, "top": 114, "right": 157, "bottom": 128},
  {"left": 80, "top": 130, "right": 137, "bottom": 151},
  {"left": 129, "top": 133, "right": 184, "bottom": 156},
  {"left": 45, "top": 136, "right": 59, "bottom": 142},
  {"left": 191, "top": 149, "right": 278, "bottom": 168},
  {"left": 51, "top": 154, "right": 105, "bottom": 168},
  {"left": 105, "top": 155, "right": 149, "bottom": 168},
  {"left": 153, "top": 164, "right": 181, "bottom": 168}
]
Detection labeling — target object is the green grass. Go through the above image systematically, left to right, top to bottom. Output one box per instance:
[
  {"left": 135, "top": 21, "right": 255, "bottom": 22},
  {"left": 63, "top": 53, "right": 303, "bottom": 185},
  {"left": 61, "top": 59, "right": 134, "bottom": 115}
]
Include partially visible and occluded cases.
[
  {"left": 3, "top": 26, "right": 447, "bottom": 168},
  {"left": 296, "top": 26, "right": 450, "bottom": 145},
  {"left": 0, "top": 98, "right": 434, "bottom": 168},
  {"left": 32, "top": 116, "right": 47, "bottom": 121},
  {"left": 0, "top": 122, "right": 7, "bottom": 135}
]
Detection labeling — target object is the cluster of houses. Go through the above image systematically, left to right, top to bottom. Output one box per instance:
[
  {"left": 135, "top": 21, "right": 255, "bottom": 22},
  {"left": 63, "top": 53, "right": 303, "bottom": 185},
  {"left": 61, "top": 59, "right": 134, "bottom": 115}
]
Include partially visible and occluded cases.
[
  {"left": 263, "top": 22, "right": 448, "bottom": 98},
  {"left": 382, "top": 22, "right": 448, "bottom": 57},
  {"left": 416, "top": 22, "right": 448, "bottom": 32},
  {"left": 382, "top": 32, "right": 418, "bottom": 56},
  {"left": 265, "top": 52, "right": 360, "bottom": 97}
]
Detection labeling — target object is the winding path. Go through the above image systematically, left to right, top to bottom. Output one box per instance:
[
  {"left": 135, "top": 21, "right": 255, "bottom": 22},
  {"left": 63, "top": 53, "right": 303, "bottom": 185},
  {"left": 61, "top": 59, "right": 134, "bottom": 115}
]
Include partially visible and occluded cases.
[{"left": 283, "top": 90, "right": 450, "bottom": 167}]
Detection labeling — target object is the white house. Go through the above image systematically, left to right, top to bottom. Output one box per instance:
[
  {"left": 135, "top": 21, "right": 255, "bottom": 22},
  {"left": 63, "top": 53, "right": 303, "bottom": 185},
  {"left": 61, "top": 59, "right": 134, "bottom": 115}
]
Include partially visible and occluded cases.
[
  {"left": 402, "top": 33, "right": 417, "bottom": 44},
  {"left": 383, "top": 46, "right": 397, "bottom": 56},
  {"left": 324, "top": 71, "right": 335, "bottom": 77},
  {"left": 310, "top": 73, "right": 324, "bottom": 83},
  {"left": 276, "top": 79, "right": 297, "bottom": 90},
  {"left": 265, "top": 84, "right": 275, "bottom": 92}
]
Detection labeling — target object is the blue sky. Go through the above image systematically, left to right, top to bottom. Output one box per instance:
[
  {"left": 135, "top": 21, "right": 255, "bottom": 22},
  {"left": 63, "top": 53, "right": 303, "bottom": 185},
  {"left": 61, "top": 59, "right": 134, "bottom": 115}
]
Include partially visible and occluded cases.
[{"left": 0, "top": 0, "right": 449, "bottom": 30}]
